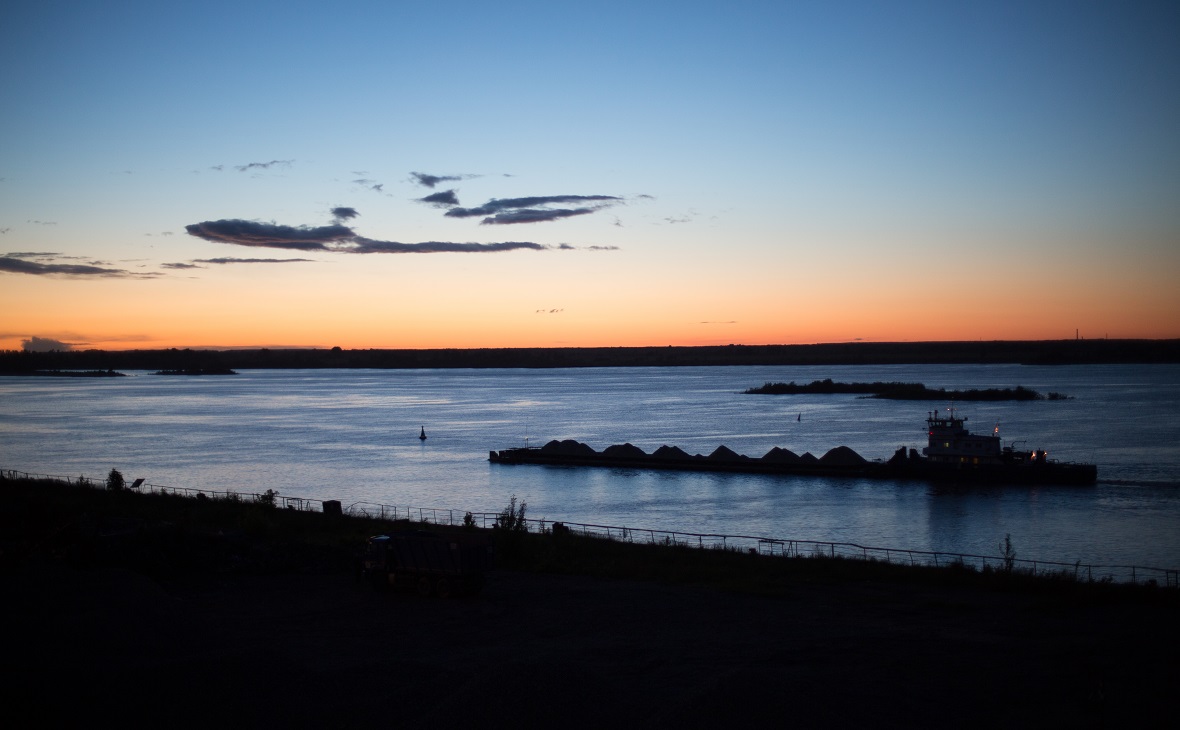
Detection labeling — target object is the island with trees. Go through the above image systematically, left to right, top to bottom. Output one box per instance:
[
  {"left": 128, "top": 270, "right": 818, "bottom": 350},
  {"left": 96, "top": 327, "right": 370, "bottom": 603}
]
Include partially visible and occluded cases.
[{"left": 743, "top": 379, "right": 1071, "bottom": 400}]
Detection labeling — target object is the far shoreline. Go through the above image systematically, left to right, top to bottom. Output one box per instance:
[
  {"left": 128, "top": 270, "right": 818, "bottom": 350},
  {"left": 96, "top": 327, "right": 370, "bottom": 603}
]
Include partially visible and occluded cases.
[{"left": 4, "top": 338, "right": 1179, "bottom": 372}]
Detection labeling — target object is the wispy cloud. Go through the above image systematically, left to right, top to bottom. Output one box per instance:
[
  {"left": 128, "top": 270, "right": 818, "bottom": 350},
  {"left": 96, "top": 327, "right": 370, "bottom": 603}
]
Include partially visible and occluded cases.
[
  {"left": 234, "top": 159, "right": 293, "bottom": 173},
  {"left": 410, "top": 171, "right": 479, "bottom": 188},
  {"left": 352, "top": 178, "right": 384, "bottom": 194},
  {"left": 444, "top": 195, "right": 623, "bottom": 225},
  {"left": 349, "top": 238, "right": 549, "bottom": 254},
  {"left": 0, "top": 254, "right": 159, "bottom": 278},
  {"left": 163, "top": 257, "right": 313, "bottom": 269},
  {"left": 195, "top": 257, "right": 315, "bottom": 264}
]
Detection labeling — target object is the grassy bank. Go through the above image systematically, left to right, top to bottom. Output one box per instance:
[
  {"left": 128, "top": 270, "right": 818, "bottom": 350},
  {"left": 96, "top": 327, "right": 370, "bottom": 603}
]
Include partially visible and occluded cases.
[{"left": 4, "top": 474, "right": 1173, "bottom": 607}]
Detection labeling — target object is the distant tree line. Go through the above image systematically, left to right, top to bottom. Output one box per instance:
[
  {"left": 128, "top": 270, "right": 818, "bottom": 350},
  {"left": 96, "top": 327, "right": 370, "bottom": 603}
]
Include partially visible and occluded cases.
[
  {"left": 1, "top": 339, "right": 1178, "bottom": 373},
  {"left": 743, "top": 379, "right": 1063, "bottom": 400}
]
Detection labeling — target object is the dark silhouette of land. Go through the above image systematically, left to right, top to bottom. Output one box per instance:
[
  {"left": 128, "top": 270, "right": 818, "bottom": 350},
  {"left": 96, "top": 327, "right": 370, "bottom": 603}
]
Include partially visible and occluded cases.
[
  {"left": 3, "top": 338, "right": 1178, "bottom": 373},
  {"left": 744, "top": 379, "right": 1066, "bottom": 400},
  {"left": 4, "top": 476, "right": 1176, "bottom": 727}
]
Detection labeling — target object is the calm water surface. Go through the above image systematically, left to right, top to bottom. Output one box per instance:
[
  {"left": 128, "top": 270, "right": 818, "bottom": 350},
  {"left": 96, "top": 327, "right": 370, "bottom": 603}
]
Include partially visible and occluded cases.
[{"left": 3, "top": 364, "right": 1178, "bottom": 569}]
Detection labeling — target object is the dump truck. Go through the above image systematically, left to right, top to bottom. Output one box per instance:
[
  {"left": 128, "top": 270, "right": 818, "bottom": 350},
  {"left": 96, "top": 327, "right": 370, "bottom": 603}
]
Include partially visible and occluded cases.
[{"left": 360, "top": 531, "right": 494, "bottom": 598}]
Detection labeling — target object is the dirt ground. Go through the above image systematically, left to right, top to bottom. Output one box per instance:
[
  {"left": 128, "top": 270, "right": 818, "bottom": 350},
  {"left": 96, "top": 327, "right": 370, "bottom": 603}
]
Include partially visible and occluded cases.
[{"left": 6, "top": 558, "right": 1176, "bottom": 729}]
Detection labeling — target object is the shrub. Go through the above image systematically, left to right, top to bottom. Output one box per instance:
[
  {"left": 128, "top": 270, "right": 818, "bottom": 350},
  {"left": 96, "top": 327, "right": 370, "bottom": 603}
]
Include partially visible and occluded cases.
[
  {"left": 106, "top": 468, "right": 126, "bottom": 491},
  {"left": 257, "top": 489, "right": 279, "bottom": 507},
  {"left": 494, "top": 495, "right": 528, "bottom": 532},
  {"left": 999, "top": 533, "right": 1017, "bottom": 573}
]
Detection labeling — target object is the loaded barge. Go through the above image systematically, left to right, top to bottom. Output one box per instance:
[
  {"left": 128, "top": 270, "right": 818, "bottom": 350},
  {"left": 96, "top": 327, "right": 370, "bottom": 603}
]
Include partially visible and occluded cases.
[{"left": 489, "top": 409, "right": 1098, "bottom": 485}]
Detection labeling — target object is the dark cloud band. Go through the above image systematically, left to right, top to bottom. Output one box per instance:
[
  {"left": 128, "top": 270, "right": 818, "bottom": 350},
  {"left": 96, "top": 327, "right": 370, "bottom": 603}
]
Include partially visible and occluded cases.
[
  {"left": 444, "top": 195, "right": 622, "bottom": 224},
  {"left": 184, "top": 218, "right": 556, "bottom": 255},
  {"left": 184, "top": 220, "right": 354, "bottom": 251},
  {"left": 349, "top": 238, "right": 548, "bottom": 254},
  {"left": 0, "top": 256, "right": 150, "bottom": 278}
]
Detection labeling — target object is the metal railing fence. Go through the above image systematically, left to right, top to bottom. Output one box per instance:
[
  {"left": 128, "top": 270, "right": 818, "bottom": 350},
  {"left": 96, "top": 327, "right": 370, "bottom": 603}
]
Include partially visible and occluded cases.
[{"left": 5, "top": 468, "right": 1176, "bottom": 588}]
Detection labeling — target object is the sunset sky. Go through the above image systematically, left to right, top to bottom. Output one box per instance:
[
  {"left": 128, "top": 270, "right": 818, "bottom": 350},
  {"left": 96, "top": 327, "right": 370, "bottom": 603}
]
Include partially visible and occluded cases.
[{"left": 2, "top": 1, "right": 1178, "bottom": 351}]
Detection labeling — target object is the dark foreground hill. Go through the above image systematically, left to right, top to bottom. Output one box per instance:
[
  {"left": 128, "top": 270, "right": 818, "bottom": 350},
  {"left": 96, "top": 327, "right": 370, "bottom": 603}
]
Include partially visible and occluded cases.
[
  {"left": 3, "top": 338, "right": 1179, "bottom": 373},
  {"left": 3, "top": 476, "right": 1177, "bottom": 728}
]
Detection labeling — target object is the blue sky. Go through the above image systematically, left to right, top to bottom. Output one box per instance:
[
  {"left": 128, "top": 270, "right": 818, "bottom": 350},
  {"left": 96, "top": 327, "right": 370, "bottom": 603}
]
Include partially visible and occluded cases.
[{"left": 2, "top": 1, "right": 1178, "bottom": 349}]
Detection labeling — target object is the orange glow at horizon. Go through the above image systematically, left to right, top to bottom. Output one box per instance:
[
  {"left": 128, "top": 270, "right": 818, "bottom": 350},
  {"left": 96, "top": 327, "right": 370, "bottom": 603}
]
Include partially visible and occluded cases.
[{"left": 3, "top": 237, "right": 1178, "bottom": 352}]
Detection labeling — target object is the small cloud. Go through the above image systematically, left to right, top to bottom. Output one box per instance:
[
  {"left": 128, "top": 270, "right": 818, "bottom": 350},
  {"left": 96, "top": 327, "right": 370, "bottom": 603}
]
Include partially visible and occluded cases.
[
  {"left": 210, "top": 164, "right": 224, "bottom": 171},
  {"left": 411, "top": 171, "right": 478, "bottom": 188},
  {"left": 416, "top": 189, "right": 460, "bottom": 208},
  {"left": 331, "top": 207, "right": 359, "bottom": 222},
  {"left": 28, "top": 220, "right": 57, "bottom": 226},
  {"left": 0, "top": 228, "right": 11, "bottom": 235},
  {"left": 585, "top": 245, "right": 620, "bottom": 251},
  {"left": 162, "top": 262, "right": 202, "bottom": 270},
  {"left": 535, "top": 308, "right": 564, "bottom": 314},
  {"left": 699, "top": 321, "right": 737, "bottom": 325},
  {"left": 22, "top": 336, "right": 73, "bottom": 352}
]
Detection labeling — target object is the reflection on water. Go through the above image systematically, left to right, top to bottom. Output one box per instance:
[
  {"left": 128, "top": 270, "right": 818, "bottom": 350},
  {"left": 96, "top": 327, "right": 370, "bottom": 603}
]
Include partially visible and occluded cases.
[{"left": 2, "top": 363, "right": 1178, "bottom": 568}]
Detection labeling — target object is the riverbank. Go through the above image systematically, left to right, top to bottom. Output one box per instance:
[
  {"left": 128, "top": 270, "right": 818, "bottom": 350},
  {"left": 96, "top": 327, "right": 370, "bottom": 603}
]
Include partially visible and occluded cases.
[
  {"left": 4, "top": 338, "right": 1179, "bottom": 373},
  {"left": 4, "top": 476, "right": 1176, "bottom": 727}
]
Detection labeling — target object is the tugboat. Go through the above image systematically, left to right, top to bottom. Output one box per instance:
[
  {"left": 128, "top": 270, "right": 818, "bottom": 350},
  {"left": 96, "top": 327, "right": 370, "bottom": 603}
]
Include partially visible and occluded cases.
[
  {"left": 883, "top": 407, "right": 1097, "bottom": 484},
  {"left": 922, "top": 407, "right": 1010, "bottom": 465}
]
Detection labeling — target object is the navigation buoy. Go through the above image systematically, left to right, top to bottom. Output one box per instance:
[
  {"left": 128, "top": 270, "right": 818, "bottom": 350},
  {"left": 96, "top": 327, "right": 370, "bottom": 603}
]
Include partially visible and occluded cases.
[{"left": 419, "top": 426, "right": 427, "bottom": 441}]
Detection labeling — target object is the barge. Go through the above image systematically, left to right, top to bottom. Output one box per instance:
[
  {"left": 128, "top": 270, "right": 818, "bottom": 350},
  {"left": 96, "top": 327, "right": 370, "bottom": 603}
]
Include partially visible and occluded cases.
[{"left": 488, "top": 409, "right": 1098, "bottom": 485}]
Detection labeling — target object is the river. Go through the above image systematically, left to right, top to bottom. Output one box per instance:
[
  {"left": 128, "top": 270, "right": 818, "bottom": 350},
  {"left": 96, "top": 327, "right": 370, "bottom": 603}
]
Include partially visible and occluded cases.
[{"left": 2, "top": 363, "right": 1178, "bottom": 570}]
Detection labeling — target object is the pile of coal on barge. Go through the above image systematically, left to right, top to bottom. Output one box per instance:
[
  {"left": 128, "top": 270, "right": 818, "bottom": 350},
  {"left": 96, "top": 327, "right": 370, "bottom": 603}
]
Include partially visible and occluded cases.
[{"left": 489, "top": 409, "right": 1098, "bottom": 485}]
